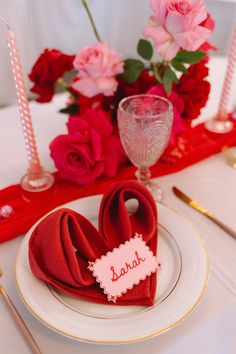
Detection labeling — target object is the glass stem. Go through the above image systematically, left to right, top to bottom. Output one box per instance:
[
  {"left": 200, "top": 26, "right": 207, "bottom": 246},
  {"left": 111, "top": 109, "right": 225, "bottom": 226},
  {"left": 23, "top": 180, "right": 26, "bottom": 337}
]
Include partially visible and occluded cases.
[{"left": 135, "top": 167, "right": 151, "bottom": 186}]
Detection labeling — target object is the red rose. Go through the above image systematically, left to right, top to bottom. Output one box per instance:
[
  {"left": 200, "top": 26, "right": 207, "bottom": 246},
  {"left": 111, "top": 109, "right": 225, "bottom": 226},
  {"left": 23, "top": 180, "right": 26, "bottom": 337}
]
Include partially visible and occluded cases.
[
  {"left": 29, "top": 49, "right": 75, "bottom": 102},
  {"left": 176, "top": 61, "right": 211, "bottom": 119},
  {"left": 118, "top": 69, "right": 156, "bottom": 98},
  {"left": 69, "top": 76, "right": 118, "bottom": 115},
  {"left": 76, "top": 92, "right": 104, "bottom": 113},
  {"left": 50, "top": 109, "right": 126, "bottom": 185}
]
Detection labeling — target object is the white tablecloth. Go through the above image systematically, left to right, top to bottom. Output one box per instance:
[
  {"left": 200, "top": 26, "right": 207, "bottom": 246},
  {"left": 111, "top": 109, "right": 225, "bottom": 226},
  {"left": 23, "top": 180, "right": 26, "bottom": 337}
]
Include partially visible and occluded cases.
[{"left": 0, "top": 56, "right": 236, "bottom": 354}]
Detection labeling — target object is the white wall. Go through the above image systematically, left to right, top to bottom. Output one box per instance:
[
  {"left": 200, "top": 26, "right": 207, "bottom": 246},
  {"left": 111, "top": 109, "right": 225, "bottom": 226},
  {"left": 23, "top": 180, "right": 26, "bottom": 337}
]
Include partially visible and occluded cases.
[
  {"left": 0, "top": 0, "right": 235, "bottom": 107},
  {"left": 206, "top": 0, "right": 236, "bottom": 55}
]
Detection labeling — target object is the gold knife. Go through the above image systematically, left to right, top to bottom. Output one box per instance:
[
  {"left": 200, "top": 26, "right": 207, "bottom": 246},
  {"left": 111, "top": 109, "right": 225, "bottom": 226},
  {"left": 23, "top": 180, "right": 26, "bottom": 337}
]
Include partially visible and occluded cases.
[
  {"left": 221, "top": 146, "right": 236, "bottom": 169},
  {"left": 173, "top": 186, "right": 236, "bottom": 240}
]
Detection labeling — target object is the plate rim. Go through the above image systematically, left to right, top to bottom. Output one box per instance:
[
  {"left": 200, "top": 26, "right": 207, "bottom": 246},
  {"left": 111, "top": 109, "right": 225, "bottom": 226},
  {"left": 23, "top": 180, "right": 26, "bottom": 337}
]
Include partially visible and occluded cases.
[{"left": 15, "top": 196, "right": 209, "bottom": 344}]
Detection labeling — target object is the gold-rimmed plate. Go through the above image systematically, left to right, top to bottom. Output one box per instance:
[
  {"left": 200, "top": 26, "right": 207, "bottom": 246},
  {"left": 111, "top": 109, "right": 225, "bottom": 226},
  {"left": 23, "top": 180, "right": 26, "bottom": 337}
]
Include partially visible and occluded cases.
[{"left": 15, "top": 195, "right": 208, "bottom": 344}]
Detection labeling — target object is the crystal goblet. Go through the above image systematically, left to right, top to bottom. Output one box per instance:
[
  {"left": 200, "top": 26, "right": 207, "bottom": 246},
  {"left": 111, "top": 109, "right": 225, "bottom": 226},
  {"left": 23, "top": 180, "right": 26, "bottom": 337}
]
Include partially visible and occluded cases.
[{"left": 118, "top": 94, "right": 173, "bottom": 202}]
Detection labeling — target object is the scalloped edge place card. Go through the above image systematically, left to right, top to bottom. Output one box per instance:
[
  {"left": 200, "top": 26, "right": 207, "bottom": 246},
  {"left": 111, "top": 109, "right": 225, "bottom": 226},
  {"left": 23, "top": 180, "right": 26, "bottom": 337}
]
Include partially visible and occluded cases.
[{"left": 88, "top": 233, "right": 161, "bottom": 303}]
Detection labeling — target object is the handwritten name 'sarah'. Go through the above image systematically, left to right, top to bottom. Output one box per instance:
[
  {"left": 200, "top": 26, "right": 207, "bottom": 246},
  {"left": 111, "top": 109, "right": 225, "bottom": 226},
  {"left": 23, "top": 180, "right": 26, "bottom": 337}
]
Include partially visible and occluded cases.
[{"left": 111, "top": 251, "right": 146, "bottom": 282}]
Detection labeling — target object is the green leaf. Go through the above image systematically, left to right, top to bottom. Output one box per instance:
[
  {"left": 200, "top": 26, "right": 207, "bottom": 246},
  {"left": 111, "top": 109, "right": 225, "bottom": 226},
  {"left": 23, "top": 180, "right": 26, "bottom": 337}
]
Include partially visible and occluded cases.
[
  {"left": 137, "top": 39, "right": 153, "bottom": 61},
  {"left": 174, "top": 50, "right": 206, "bottom": 64},
  {"left": 119, "top": 58, "right": 144, "bottom": 84},
  {"left": 171, "top": 59, "right": 187, "bottom": 73},
  {"left": 163, "top": 66, "right": 179, "bottom": 95},
  {"left": 59, "top": 104, "right": 79, "bottom": 115}
]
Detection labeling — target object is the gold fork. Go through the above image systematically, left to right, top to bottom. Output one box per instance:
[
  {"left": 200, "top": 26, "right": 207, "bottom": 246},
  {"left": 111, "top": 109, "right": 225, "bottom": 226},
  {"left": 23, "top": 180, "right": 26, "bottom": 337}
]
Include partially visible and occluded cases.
[{"left": 0, "top": 269, "right": 42, "bottom": 354}]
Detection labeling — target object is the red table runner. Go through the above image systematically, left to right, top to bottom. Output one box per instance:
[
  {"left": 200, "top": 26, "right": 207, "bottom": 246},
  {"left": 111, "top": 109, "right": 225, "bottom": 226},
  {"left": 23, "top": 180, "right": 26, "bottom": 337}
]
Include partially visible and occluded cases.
[{"left": 1, "top": 122, "right": 236, "bottom": 243}]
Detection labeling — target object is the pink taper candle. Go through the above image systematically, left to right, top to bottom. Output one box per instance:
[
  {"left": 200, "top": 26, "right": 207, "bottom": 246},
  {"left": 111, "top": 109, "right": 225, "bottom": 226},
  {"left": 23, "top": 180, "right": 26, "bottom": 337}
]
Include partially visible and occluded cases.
[
  {"left": 1, "top": 17, "right": 54, "bottom": 191},
  {"left": 3, "top": 19, "right": 41, "bottom": 174},
  {"left": 205, "top": 26, "right": 236, "bottom": 133},
  {"left": 218, "top": 26, "right": 236, "bottom": 120}
]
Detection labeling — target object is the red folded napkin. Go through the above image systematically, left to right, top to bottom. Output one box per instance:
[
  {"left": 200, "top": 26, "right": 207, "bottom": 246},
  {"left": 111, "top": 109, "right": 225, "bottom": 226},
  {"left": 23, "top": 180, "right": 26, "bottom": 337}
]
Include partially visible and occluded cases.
[{"left": 29, "top": 180, "right": 158, "bottom": 306}]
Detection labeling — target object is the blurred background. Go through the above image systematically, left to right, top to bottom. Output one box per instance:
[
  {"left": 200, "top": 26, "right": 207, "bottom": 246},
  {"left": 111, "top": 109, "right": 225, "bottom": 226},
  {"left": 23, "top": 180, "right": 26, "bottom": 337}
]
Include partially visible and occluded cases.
[{"left": 0, "top": 0, "right": 235, "bottom": 107}]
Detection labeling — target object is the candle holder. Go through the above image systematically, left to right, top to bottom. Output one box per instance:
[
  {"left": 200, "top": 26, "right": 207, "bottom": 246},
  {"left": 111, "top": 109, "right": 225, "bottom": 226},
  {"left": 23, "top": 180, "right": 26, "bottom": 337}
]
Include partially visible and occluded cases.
[
  {"left": 1, "top": 18, "right": 54, "bottom": 192},
  {"left": 205, "top": 27, "right": 236, "bottom": 134},
  {"left": 205, "top": 115, "right": 233, "bottom": 134},
  {"left": 21, "top": 170, "right": 54, "bottom": 193}
]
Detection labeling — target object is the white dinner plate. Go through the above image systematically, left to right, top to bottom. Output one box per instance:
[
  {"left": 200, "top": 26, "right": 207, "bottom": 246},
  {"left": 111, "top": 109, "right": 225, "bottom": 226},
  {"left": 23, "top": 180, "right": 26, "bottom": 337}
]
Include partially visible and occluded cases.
[{"left": 15, "top": 195, "right": 208, "bottom": 344}]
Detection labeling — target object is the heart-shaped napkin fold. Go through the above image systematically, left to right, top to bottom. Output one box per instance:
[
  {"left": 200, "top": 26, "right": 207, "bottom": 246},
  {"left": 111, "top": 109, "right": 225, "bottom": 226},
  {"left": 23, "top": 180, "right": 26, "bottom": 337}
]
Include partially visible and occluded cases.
[{"left": 29, "top": 180, "right": 158, "bottom": 306}]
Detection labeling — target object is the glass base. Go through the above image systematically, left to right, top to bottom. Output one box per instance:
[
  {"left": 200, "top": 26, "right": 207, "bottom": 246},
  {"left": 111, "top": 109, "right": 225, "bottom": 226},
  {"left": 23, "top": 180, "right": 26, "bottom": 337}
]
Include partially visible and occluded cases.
[
  {"left": 205, "top": 119, "right": 233, "bottom": 133},
  {"left": 21, "top": 171, "right": 55, "bottom": 192},
  {"left": 145, "top": 181, "right": 163, "bottom": 203}
]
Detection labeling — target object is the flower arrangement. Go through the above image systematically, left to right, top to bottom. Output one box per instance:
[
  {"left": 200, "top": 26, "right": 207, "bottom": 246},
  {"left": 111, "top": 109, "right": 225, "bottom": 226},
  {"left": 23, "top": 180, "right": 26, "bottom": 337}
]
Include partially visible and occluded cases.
[{"left": 29, "top": 0, "right": 215, "bottom": 185}]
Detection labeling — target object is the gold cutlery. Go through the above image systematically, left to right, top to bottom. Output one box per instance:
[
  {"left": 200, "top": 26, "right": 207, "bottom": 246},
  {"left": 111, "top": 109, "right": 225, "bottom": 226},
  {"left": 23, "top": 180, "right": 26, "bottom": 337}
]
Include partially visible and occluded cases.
[
  {"left": 221, "top": 146, "right": 236, "bottom": 168},
  {"left": 173, "top": 186, "right": 236, "bottom": 240},
  {"left": 0, "top": 269, "right": 42, "bottom": 354}
]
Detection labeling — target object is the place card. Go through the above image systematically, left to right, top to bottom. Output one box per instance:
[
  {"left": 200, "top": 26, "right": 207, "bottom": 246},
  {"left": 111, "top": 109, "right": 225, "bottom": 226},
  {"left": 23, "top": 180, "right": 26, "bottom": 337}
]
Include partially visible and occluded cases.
[{"left": 88, "top": 233, "right": 160, "bottom": 303}]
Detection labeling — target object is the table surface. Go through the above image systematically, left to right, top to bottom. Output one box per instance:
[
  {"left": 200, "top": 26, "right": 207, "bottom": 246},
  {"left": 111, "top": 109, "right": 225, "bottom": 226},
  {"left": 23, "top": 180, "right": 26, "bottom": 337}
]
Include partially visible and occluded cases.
[{"left": 0, "top": 56, "right": 236, "bottom": 354}]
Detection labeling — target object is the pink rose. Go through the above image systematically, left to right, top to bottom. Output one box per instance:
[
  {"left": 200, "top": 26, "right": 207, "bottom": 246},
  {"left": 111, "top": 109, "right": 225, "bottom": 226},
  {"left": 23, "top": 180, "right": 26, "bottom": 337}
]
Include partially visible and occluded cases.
[
  {"left": 144, "top": 0, "right": 213, "bottom": 61},
  {"left": 72, "top": 42, "right": 124, "bottom": 98},
  {"left": 148, "top": 85, "right": 185, "bottom": 144},
  {"left": 50, "top": 109, "right": 126, "bottom": 185}
]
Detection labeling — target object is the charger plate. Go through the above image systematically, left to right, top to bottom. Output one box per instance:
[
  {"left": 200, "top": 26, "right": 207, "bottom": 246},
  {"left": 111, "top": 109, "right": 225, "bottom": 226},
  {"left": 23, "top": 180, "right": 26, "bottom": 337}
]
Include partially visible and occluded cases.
[{"left": 15, "top": 195, "right": 208, "bottom": 344}]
